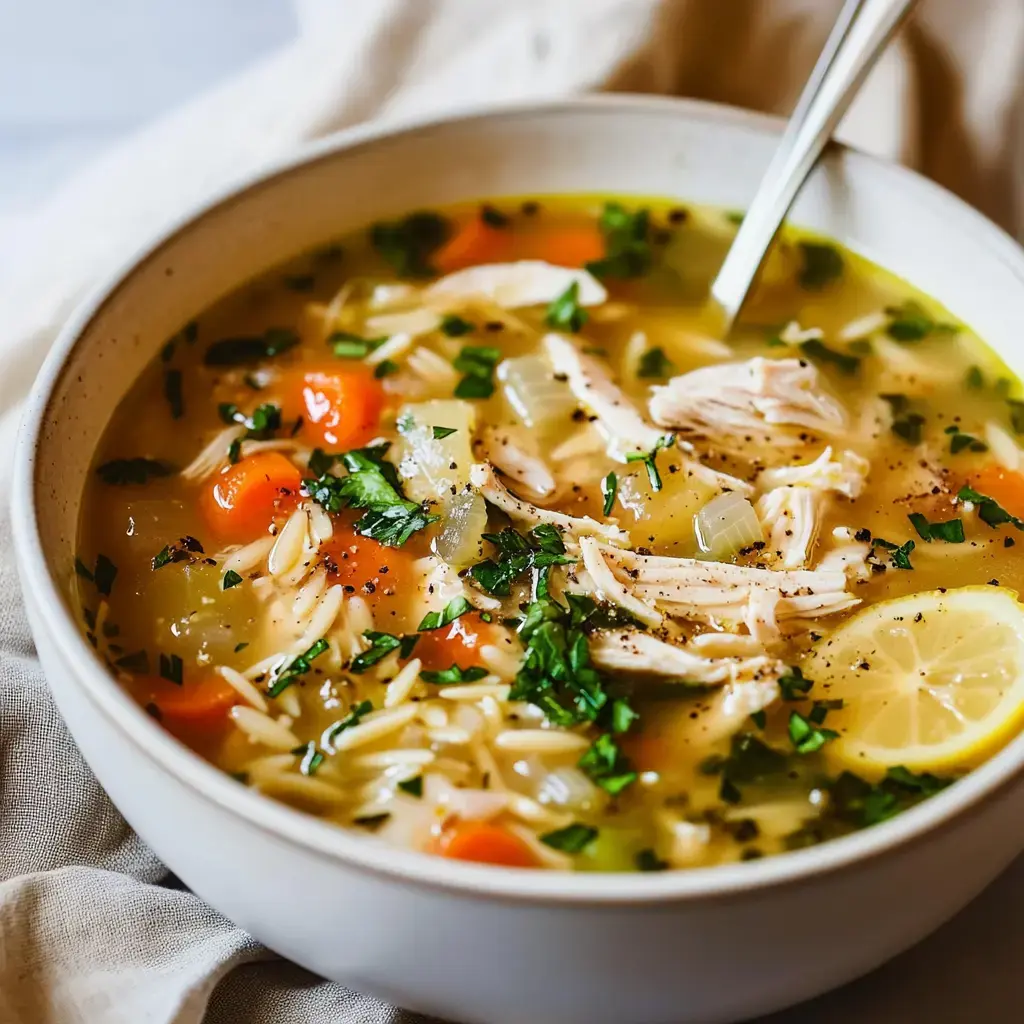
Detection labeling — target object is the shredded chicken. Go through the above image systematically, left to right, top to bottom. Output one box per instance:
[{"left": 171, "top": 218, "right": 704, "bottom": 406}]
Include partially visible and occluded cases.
[
  {"left": 424, "top": 261, "right": 606, "bottom": 310},
  {"left": 543, "top": 333, "right": 752, "bottom": 493},
  {"left": 649, "top": 357, "right": 847, "bottom": 453},
  {"left": 479, "top": 426, "right": 556, "bottom": 499},
  {"left": 757, "top": 446, "right": 869, "bottom": 499},
  {"left": 469, "top": 463, "right": 629, "bottom": 547},
  {"left": 756, "top": 486, "right": 823, "bottom": 570},
  {"left": 578, "top": 538, "right": 663, "bottom": 627},
  {"left": 591, "top": 543, "right": 858, "bottom": 643},
  {"left": 588, "top": 629, "right": 784, "bottom": 685}
]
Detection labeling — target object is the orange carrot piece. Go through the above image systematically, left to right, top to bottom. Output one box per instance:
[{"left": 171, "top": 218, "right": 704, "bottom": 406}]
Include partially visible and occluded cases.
[
  {"left": 433, "top": 217, "right": 510, "bottom": 273},
  {"left": 523, "top": 224, "right": 606, "bottom": 267},
  {"left": 290, "top": 368, "right": 384, "bottom": 450},
  {"left": 202, "top": 452, "right": 302, "bottom": 541},
  {"left": 971, "top": 465, "right": 1024, "bottom": 519},
  {"left": 322, "top": 524, "right": 414, "bottom": 609},
  {"left": 414, "top": 612, "right": 501, "bottom": 672},
  {"left": 139, "top": 673, "right": 240, "bottom": 731},
  {"left": 433, "top": 821, "right": 540, "bottom": 868}
]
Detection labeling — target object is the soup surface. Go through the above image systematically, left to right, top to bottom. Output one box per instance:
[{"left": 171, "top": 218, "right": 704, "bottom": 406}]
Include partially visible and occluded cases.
[{"left": 76, "top": 196, "right": 1024, "bottom": 872}]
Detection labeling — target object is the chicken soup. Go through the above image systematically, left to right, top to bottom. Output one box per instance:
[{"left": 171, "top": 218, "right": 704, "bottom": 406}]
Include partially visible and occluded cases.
[{"left": 76, "top": 197, "right": 1024, "bottom": 871}]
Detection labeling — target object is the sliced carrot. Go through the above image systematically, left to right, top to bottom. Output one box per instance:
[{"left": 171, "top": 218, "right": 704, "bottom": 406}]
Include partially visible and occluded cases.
[
  {"left": 433, "top": 216, "right": 511, "bottom": 273},
  {"left": 521, "top": 224, "right": 606, "bottom": 267},
  {"left": 288, "top": 368, "right": 384, "bottom": 450},
  {"left": 202, "top": 452, "right": 302, "bottom": 542},
  {"left": 971, "top": 465, "right": 1024, "bottom": 519},
  {"left": 322, "top": 523, "right": 415, "bottom": 612},
  {"left": 414, "top": 612, "right": 501, "bottom": 672},
  {"left": 137, "top": 672, "right": 240, "bottom": 732},
  {"left": 432, "top": 821, "right": 540, "bottom": 868}
]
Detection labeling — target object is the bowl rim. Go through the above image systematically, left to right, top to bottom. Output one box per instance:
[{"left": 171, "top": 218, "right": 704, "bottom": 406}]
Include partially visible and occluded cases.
[{"left": 14, "top": 93, "right": 1024, "bottom": 906}]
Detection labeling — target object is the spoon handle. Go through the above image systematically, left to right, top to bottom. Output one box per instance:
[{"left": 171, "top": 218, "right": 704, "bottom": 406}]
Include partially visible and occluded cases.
[{"left": 710, "top": 0, "right": 919, "bottom": 331}]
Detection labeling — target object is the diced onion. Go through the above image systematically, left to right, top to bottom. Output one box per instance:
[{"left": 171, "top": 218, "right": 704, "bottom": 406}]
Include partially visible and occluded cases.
[
  {"left": 499, "top": 355, "right": 578, "bottom": 431},
  {"left": 396, "top": 399, "right": 476, "bottom": 502},
  {"left": 434, "top": 491, "right": 488, "bottom": 568},
  {"left": 694, "top": 492, "right": 763, "bottom": 561},
  {"left": 536, "top": 766, "right": 601, "bottom": 812}
]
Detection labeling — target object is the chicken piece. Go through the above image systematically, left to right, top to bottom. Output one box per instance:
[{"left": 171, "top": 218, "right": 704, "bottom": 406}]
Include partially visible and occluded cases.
[
  {"left": 424, "top": 261, "right": 606, "bottom": 309},
  {"left": 543, "top": 333, "right": 752, "bottom": 494},
  {"left": 649, "top": 357, "right": 847, "bottom": 453},
  {"left": 479, "top": 426, "right": 556, "bottom": 500},
  {"left": 757, "top": 446, "right": 869, "bottom": 499},
  {"left": 469, "top": 463, "right": 629, "bottom": 547},
  {"left": 756, "top": 486, "right": 823, "bottom": 570},
  {"left": 815, "top": 527, "right": 872, "bottom": 581},
  {"left": 577, "top": 537, "right": 663, "bottom": 627},
  {"left": 592, "top": 543, "right": 857, "bottom": 643},
  {"left": 588, "top": 629, "right": 784, "bottom": 686}
]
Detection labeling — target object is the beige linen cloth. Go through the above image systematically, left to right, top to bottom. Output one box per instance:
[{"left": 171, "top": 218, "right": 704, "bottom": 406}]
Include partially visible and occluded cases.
[{"left": 2, "top": 2, "right": 1023, "bottom": 1022}]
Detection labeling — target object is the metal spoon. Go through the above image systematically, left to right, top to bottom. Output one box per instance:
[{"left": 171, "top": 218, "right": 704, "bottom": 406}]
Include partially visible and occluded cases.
[{"left": 710, "top": 0, "right": 919, "bottom": 334}]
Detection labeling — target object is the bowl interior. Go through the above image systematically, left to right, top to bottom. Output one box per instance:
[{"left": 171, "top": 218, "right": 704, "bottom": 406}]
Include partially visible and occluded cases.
[{"left": 21, "top": 96, "right": 1024, "bottom": 900}]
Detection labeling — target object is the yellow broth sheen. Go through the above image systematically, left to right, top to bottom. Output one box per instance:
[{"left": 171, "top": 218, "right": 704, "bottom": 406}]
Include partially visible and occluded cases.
[{"left": 76, "top": 196, "right": 1024, "bottom": 871}]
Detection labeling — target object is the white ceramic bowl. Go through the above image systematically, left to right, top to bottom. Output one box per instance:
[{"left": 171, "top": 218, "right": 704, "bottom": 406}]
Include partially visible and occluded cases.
[{"left": 13, "top": 97, "right": 1024, "bottom": 1024}]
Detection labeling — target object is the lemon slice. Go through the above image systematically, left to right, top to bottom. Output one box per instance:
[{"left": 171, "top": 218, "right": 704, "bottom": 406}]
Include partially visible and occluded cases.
[{"left": 804, "top": 586, "right": 1024, "bottom": 772}]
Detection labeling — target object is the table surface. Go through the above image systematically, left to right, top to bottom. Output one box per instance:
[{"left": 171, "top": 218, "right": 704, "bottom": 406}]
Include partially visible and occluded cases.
[{"left": 1, "top": 3, "right": 1019, "bottom": 1020}]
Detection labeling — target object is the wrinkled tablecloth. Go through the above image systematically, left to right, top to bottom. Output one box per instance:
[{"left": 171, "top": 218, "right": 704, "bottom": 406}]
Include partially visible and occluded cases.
[{"left": 2, "top": 2, "right": 1023, "bottom": 1021}]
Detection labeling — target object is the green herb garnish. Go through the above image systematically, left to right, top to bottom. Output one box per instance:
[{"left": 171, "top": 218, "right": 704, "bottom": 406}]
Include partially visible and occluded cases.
[
  {"left": 586, "top": 203, "right": 652, "bottom": 279},
  {"left": 370, "top": 211, "right": 450, "bottom": 277},
  {"left": 797, "top": 242, "right": 843, "bottom": 290},
  {"left": 545, "top": 281, "right": 588, "bottom": 333},
  {"left": 884, "top": 301, "right": 957, "bottom": 342},
  {"left": 440, "top": 313, "right": 474, "bottom": 337},
  {"left": 204, "top": 327, "right": 299, "bottom": 366},
  {"left": 329, "top": 331, "right": 386, "bottom": 359},
  {"left": 800, "top": 339, "right": 859, "bottom": 375},
  {"left": 453, "top": 345, "right": 501, "bottom": 399},
  {"left": 637, "top": 347, "right": 675, "bottom": 379},
  {"left": 163, "top": 370, "right": 184, "bottom": 419},
  {"left": 944, "top": 424, "right": 988, "bottom": 454},
  {"left": 432, "top": 425, "right": 457, "bottom": 440},
  {"left": 624, "top": 434, "right": 675, "bottom": 492},
  {"left": 601, "top": 472, "right": 618, "bottom": 516},
  {"left": 957, "top": 485, "right": 1024, "bottom": 531},
  {"left": 907, "top": 512, "right": 965, "bottom": 543},
  {"left": 469, "top": 525, "right": 573, "bottom": 596},
  {"left": 872, "top": 536, "right": 916, "bottom": 569},
  {"left": 94, "top": 554, "right": 118, "bottom": 596},
  {"left": 222, "top": 569, "right": 244, "bottom": 589},
  {"left": 419, "top": 595, "right": 473, "bottom": 631},
  {"left": 350, "top": 630, "right": 417, "bottom": 674},
  {"left": 267, "top": 638, "right": 329, "bottom": 697},
  {"left": 159, "top": 652, "right": 183, "bottom": 686},
  {"left": 420, "top": 664, "right": 489, "bottom": 685},
  {"left": 778, "top": 666, "right": 814, "bottom": 701},
  {"left": 323, "top": 700, "right": 373, "bottom": 747},
  {"left": 788, "top": 710, "right": 838, "bottom": 754},
  {"left": 578, "top": 732, "right": 637, "bottom": 796},
  {"left": 292, "top": 741, "right": 324, "bottom": 776},
  {"left": 397, "top": 775, "right": 423, "bottom": 798},
  {"left": 540, "top": 823, "right": 598, "bottom": 853},
  {"left": 635, "top": 848, "right": 669, "bottom": 871}
]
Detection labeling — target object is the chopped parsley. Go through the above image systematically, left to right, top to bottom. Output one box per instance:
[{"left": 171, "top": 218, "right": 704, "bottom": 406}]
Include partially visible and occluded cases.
[
  {"left": 585, "top": 202, "right": 652, "bottom": 279},
  {"left": 480, "top": 204, "right": 509, "bottom": 228},
  {"left": 369, "top": 210, "right": 450, "bottom": 277},
  {"left": 797, "top": 242, "right": 843, "bottom": 290},
  {"left": 545, "top": 281, "right": 588, "bottom": 333},
  {"left": 884, "top": 301, "right": 957, "bottom": 342},
  {"left": 439, "top": 313, "right": 475, "bottom": 337},
  {"left": 204, "top": 327, "right": 299, "bottom": 366},
  {"left": 329, "top": 331, "right": 386, "bottom": 359},
  {"left": 799, "top": 339, "right": 860, "bottom": 375},
  {"left": 453, "top": 345, "right": 501, "bottom": 399},
  {"left": 637, "top": 347, "right": 675, "bottom": 379},
  {"left": 374, "top": 359, "right": 399, "bottom": 379},
  {"left": 965, "top": 365, "right": 985, "bottom": 389},
  {"left": 163, "top": 369, "right": 184, "bottom": 419},
  {"left": 1008, "top": 399, "right": 1024, "bottom": 435},
  {"left": 218, "top": 402, "right": 282, "bottom": 440},
  {"left": 890, "top": 408, "right": 926, "bottom": 445},
  {"left": 944, "top": 424, "right": 987, "bottom": 454},
  {"left": 431, "top": 425, "right": 458, "bottom": 440},
  {"left": 624, "top": 434, "right": 675, "bottom": 492},
  {"left": 303, "top": 443, "right": 438, "bottom": 546},
  {"left": 307, "top": 448, "right": 336, "bottom": 477},
  {"left": 96, "top": 458, "right": 173, "bottom": 486},
  {"left": 601, "top": 472, "right": 618, "bottom": 516},
  {"left": 957, "top": 485, "right": 1024, "bottom": 531},
  {"left": 907, "top": 512, "right": 965, "bottom": 544},
  {"left": 469, "top": 524, "right": 574, "bottom": 596},
  {"left": 152, "top": 536, "right": 204, "bottom": 570},
  {"left": 872, "top": 536, "right": 916, "bottom": 570},
  {"left": 93, "top": 554, "right": 118, "bottom": 596},
  {"left": 222, "top": 569, "right": 244, "bottom": 590},
  {"left": 419, "top": 595, "right": 473, "bottom": 631},
  {"left": 350, "top": 630, "right": 418, "bottom": 674},
  {"left": 267, "top": 638, "right": 329, "bottom": 697},
  {"left": 234, "top": 642, "right": 249, "bottom": 654},
  {"left": 158, "top": 652, "right": 183, "bottom": 686},
  {"left": 420, "top": 664, "right": 488, "bottom": 685},
  {"left": 778, "top": 666, "right": 813, "bottom": 701},
  {"left": 323, "top": 700, "right": 373, "bottom": 748},
  {"left": 749, "top": 710, "right": 767, "bottom": 730},
  {"left": 788, "top": 710, "right": 838, "bottom": 754},
  {"left": 578, "top": 733, "right": 637, "bottom": 796},
  {"left": 700, "top": 733, "right": 789, "bottom": 805},
  {"left": 292, "top": 741, "right": 324, "bottom": 776},
  {"left": 828, "top": 765, "right": 954, "bottom": 828},
  {"left": 397, "top": 775, "right": 423, "bottom": 798},
  {"left": 540, "top": 823, "right": 598, "bottom": 853},
  {"left": 635, "top": 848, "right": 669, "bottom": 871}
]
